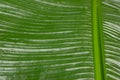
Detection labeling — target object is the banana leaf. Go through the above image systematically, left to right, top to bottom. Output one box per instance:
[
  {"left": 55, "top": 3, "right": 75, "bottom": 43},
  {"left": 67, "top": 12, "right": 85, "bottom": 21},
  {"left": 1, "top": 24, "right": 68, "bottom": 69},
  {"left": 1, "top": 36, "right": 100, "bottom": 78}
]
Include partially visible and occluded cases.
[{"left": 0, "top": 0, "right": 119, "bottom": 80}]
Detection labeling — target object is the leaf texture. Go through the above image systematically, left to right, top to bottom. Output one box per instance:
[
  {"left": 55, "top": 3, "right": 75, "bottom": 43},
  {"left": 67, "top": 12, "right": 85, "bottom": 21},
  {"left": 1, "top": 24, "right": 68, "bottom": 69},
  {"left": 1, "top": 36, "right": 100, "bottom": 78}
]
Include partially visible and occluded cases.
[
  {"left": 0, "top": 0, "right": 94, "bottom": 80},
  {"left": 0, "top": 0, "right": 120, "bottom": 80},
  {"left": 102, "top": 0, "right": 120, "bottom": 80}
]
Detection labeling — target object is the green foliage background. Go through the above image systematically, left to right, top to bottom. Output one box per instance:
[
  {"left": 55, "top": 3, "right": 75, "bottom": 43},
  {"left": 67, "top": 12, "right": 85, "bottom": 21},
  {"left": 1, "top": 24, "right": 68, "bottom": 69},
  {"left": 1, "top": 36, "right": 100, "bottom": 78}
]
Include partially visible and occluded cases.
[{"left": 0, "top": 0, "right": 120, "bottom": 80}]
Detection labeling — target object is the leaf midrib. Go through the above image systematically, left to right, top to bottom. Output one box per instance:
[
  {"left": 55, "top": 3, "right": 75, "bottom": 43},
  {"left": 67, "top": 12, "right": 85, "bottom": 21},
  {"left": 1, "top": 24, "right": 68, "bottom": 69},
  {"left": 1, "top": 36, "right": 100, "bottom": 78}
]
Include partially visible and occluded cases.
[{"left": 92, "top": 0, "right": 106, "bottom": 80}]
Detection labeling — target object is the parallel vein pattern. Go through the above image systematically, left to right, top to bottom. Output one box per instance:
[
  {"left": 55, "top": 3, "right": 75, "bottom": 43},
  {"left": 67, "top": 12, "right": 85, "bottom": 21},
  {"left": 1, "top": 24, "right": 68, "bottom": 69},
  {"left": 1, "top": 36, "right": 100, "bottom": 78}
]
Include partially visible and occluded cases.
[
  {"left": 0, "top": 0, "right": 94, "bottom": 80},
  {"left": 103, "top": 0, "right": 120, "bottom": 80}
]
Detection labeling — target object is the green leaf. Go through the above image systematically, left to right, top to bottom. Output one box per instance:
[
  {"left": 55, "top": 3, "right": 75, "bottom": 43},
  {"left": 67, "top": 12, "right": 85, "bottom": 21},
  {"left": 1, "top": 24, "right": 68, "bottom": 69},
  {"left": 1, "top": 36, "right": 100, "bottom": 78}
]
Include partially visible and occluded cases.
[
  {"left": 0, "top": 0, "right": 119, "bottom": 80},
  {"left": 102, "top": 0, "right": 120, "bottom": 80}
]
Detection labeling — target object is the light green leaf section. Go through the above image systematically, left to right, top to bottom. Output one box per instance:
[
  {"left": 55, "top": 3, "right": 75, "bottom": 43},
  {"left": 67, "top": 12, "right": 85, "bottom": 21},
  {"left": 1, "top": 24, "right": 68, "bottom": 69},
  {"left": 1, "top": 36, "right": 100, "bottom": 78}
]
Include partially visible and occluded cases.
[
  {"left": 0, "top": 0, "right": 94, "bottom": 80},
  {"left": 92, "top": 0, "right": 106, "bottom": 80},
  {"left": 102, "top": 0, "right": 120, "bottom": 80}
]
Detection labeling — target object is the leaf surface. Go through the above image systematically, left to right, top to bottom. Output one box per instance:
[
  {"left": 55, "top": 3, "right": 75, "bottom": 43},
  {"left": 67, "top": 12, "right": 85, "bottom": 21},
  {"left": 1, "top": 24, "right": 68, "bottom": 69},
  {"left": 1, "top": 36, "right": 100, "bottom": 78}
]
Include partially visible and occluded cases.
[{"left": 0, "top": 0, "right": 120, "bottom": 80}]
